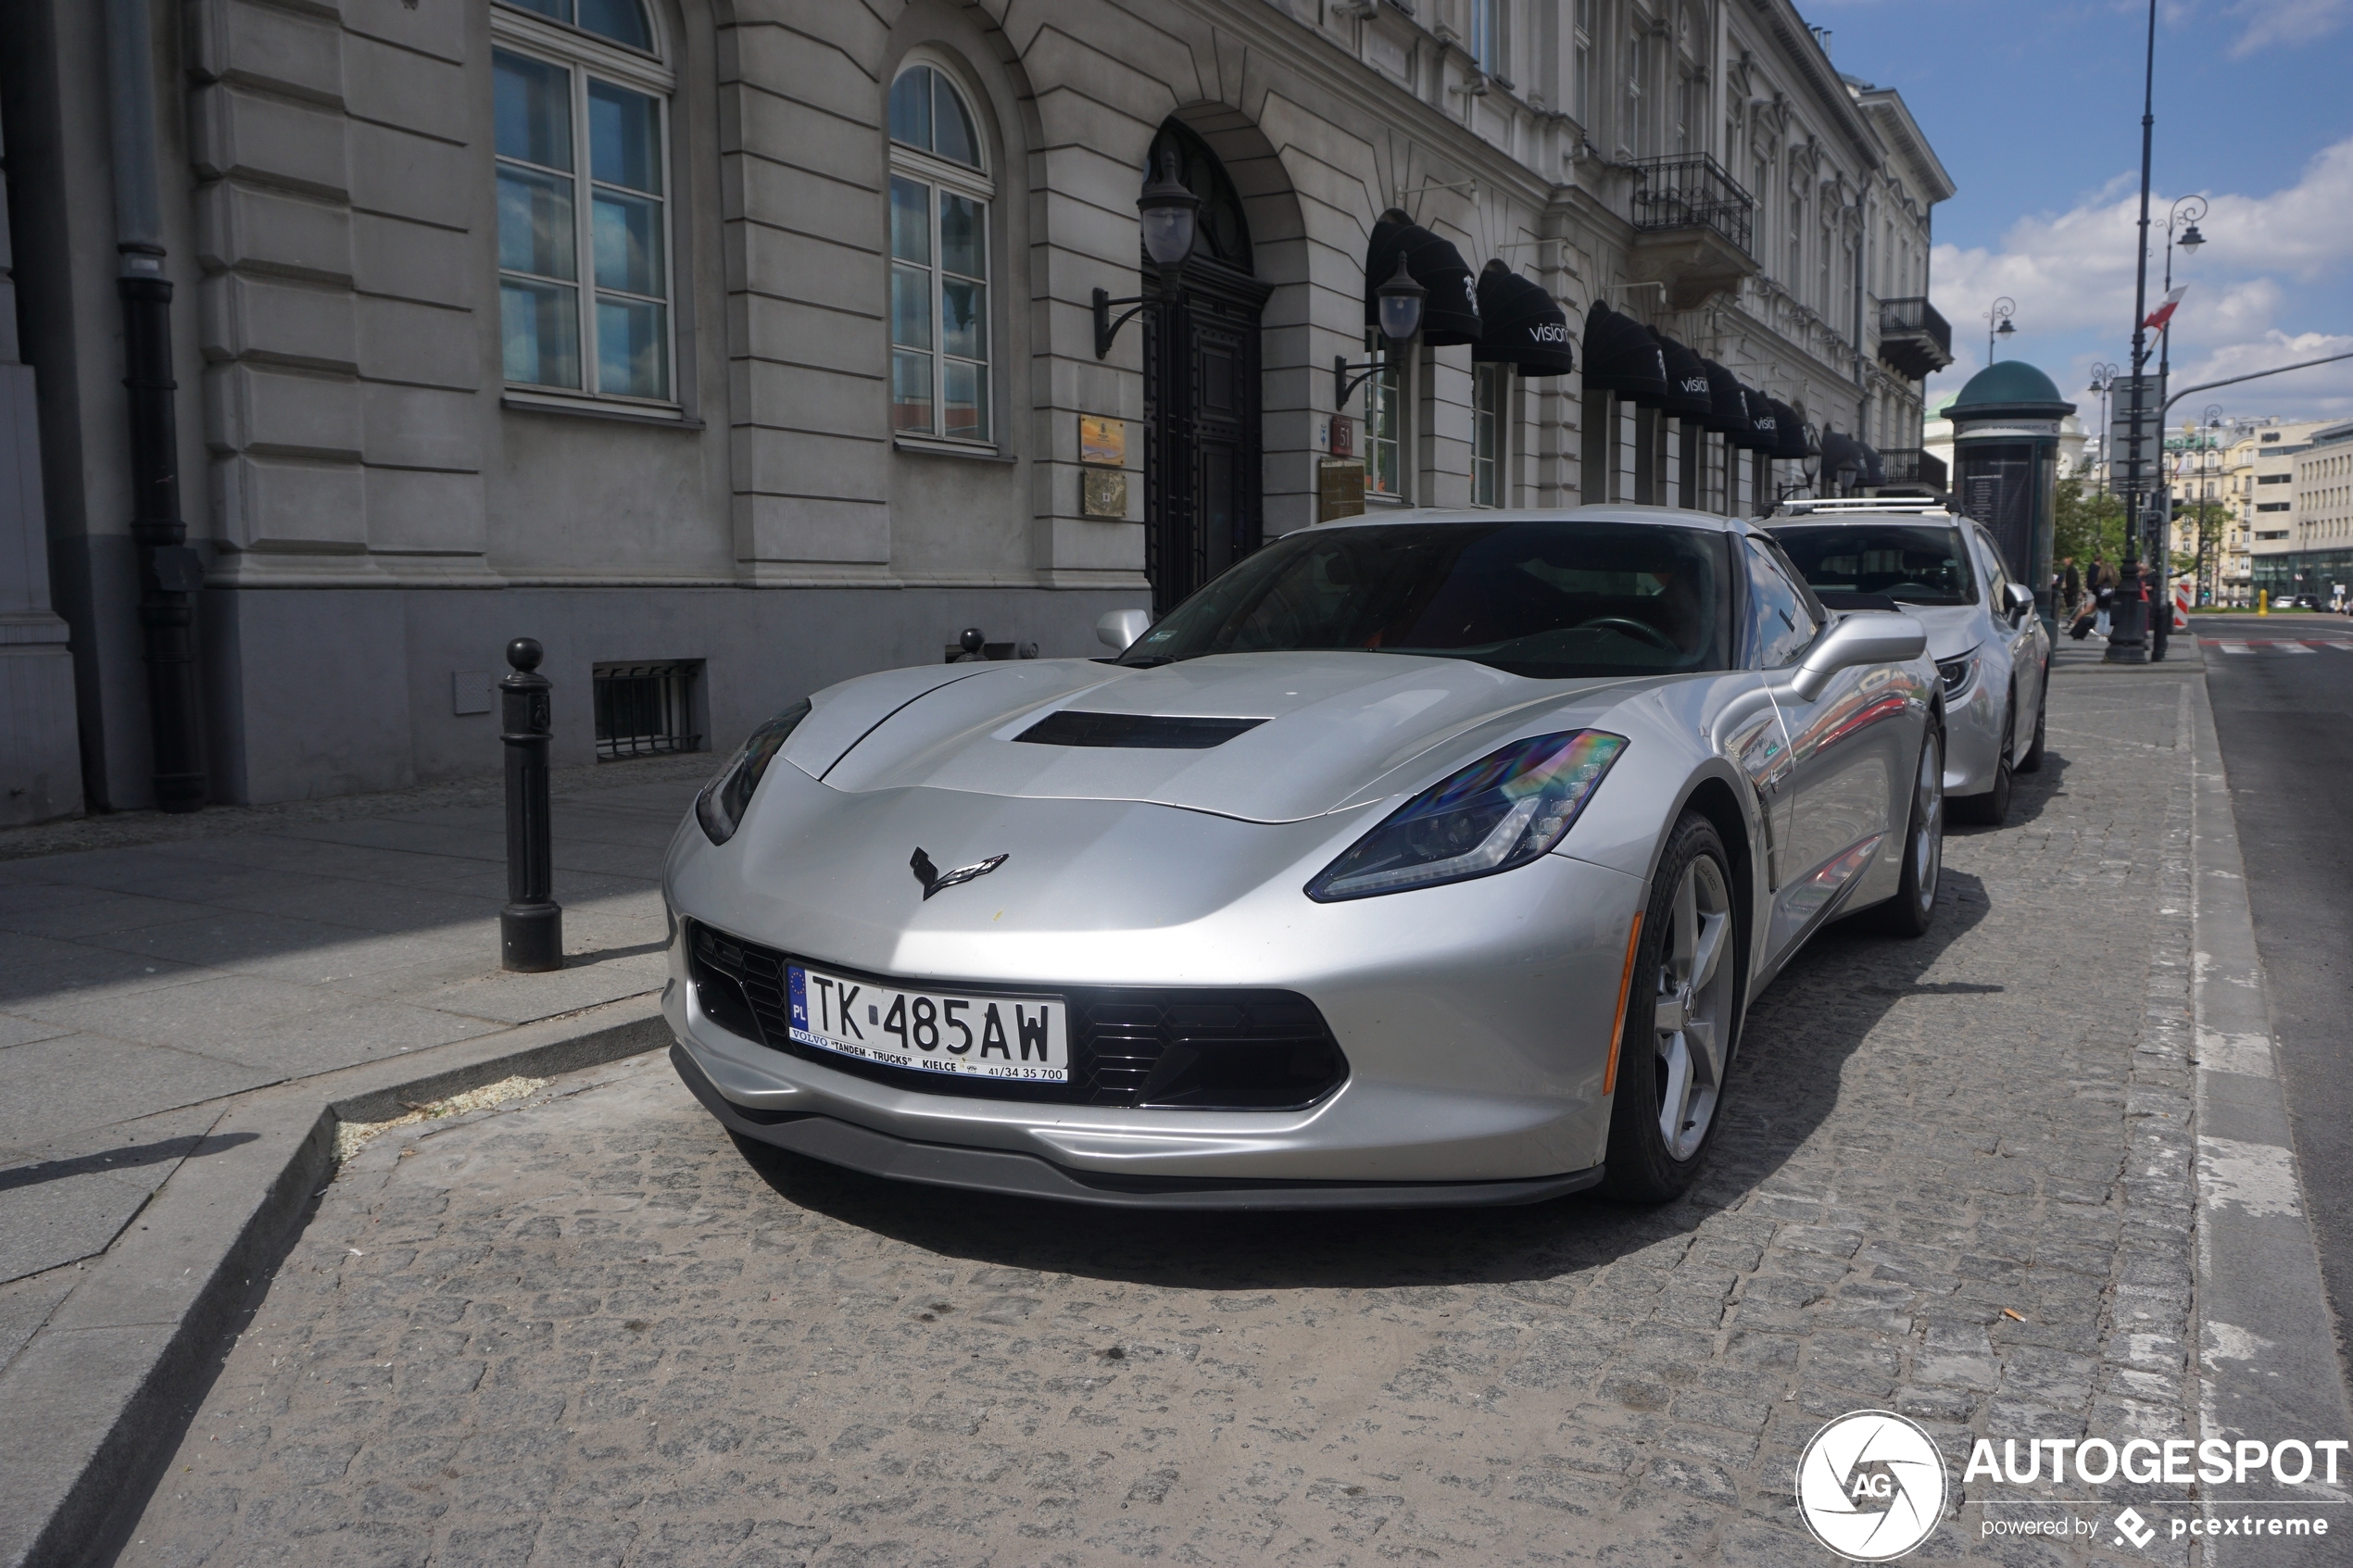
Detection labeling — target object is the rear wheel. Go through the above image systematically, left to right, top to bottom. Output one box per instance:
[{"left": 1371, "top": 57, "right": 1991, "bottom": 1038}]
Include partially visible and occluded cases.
[
  {"left": 2016, "top": 672, "right": 2048, "bottom": 773},
  {"left": 1954, "top": 694, "right": 2015, "bottom": 826},
  {"left": 1864, "top": 725, "right": 1943, "bottom": 938},
  {"left": 1603, "top": 814, "right": 1743, "bottom": 1203}
]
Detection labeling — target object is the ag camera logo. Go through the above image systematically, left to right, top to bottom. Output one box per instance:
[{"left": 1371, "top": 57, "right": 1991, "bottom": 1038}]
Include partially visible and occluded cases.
[{"left": 1797, "top": 1411, "right": 1949, "bottom": 1561}]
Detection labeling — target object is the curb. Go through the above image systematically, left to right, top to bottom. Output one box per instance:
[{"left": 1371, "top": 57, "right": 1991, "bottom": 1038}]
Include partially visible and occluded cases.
[
  {"left": 2185, "top": 668, "right": 2353, "bottom": 1547},
  {"left": 0, "top": 993, "right": 671, "bottom": 1568}
]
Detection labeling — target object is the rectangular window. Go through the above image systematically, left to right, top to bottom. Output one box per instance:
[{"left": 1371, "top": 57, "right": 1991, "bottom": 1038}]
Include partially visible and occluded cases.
[
  {"left": 1471, "top": 0, "right": 1505, "bottom": 77},
  {"left": 1574, "top": 0, "right": 1593, "bottom": 123},
  {"left": 1624, "top": 31, "right": 1646, "bottom": 156},
  {"left": 497, "top": 47, "right": 671, "bottom": 401},
  {"left": 888, "top": 175, "right": 990, "bottom": 442},
  {"left": 1366, "top": 331, "right": 1403, "bottom": 498},
  {"left": 1473, "top": 362, "right": 1504, "bottom": 507},
  {"left": 593, "top": 661, "right": 701, "bottom": 759}
]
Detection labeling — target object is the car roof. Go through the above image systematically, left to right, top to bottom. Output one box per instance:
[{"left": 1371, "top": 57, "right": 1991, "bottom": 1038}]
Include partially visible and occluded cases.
[
  {"left": 1315, "top": 504, "right": 1762, "bottom": 538},
  {"left": 1767, "top": 507, "right": 1969, "bottom": 528}
]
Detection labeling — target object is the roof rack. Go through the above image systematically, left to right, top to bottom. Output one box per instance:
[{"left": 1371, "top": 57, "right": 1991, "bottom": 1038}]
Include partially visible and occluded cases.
[{"left": 1770, "top": 497, "right": 1952, "bottom": 517}]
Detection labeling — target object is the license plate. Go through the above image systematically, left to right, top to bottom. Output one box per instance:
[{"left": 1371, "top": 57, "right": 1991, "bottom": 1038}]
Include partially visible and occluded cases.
[{"left": 786, "top": 965, "right": 1068, "bottom": 1083}]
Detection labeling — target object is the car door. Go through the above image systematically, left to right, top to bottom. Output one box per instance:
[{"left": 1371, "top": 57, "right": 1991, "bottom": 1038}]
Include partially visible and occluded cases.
[
  {"left": 1971, "top": 526, "right": 2044, "bottom": 752},
  {"left": 1747, "top": 535, "right": 1908, "bottom": 958}
]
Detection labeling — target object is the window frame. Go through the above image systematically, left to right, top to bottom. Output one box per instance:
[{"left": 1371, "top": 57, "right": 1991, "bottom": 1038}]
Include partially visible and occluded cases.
[
  {"left": 1573, "top": 0, "right": 1594, "bottom": 126},
  {"left": 491, "top": 2, "right": 680, "bottom": 413},
  {"left": 887, "top": 57, "right": 998, "bottom": 450},
  {"left": 1365, "top": 330, "right": 1408, "bottom": 503},
  {"left": 1472, "top": 360, "right": 1506, "bottom": 508}
]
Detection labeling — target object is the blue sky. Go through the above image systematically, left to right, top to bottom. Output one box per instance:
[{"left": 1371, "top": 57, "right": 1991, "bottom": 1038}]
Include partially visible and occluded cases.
[{"left": 1809, "top": 0, "right": 2353, "bottom": 423}]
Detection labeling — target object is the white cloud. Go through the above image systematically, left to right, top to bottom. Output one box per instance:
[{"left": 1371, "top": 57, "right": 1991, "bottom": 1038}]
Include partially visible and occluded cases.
[
  {"left": 2227, "top": 0, "right": 2351, "bottom": 56},
  {"left": 1925, "top": 137, "right": 2353, "bottom": 419}
]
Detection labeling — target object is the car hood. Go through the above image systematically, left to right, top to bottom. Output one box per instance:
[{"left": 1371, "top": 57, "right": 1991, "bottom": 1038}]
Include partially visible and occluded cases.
[
  {"left": 1885, "top": 602, "right": 1982, "bottom": 661},
  {"left": 782, "top": 652, "right": 1655, "bottom": 824}
]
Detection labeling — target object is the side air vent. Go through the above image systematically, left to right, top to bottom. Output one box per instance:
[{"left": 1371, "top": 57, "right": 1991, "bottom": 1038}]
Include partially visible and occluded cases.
[{"left": 1013, "top": 711, "right": 1266, "bottom": 749}]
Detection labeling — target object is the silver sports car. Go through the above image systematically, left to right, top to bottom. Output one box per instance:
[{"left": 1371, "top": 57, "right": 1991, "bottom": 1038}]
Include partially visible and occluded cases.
[
  {"left": 1770, "top": 502, "right": 2049, "bottom": 825},
  {"left": 662, "top": 507, "right": 1941, "bottom": 1209}
]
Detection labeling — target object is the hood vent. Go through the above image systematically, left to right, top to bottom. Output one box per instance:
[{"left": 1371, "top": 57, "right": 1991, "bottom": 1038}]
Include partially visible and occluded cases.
[{"left": 1014, "top": 711, "right": 1267, "bottom": 749}]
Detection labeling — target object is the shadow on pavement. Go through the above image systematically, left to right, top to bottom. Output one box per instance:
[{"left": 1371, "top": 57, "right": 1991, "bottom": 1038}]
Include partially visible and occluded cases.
[
  {"left": 728, "top": 868, "right": 1991, "bottom": 1291},
  {"left": 0, "top": 1132, "right": 258, "bottom": 1194}
]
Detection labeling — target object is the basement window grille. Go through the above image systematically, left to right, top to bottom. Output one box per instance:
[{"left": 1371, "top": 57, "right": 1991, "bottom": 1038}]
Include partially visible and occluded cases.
[{"left": 593, "top": 660, "right": 702, "bottom": 759}]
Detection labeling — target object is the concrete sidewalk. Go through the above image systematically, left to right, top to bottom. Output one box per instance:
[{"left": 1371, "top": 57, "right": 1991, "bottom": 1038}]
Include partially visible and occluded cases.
[{"left": 0, "top": 756, "right": 706, "bottom": 1330}]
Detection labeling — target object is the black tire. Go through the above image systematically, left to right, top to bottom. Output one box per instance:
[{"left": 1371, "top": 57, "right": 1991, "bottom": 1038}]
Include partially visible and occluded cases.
[
  {"left": 2015, "top": 675, "right": 2048, "bottom": 774},
  {"left": 1953, "top": 695, "right": 2014, "bottom": 826},
  {"left": 1864, "top": 725, "right": 1943, "bottom": 938},
  {"left": 1602, "top": 813, "right": 1744, "bottom": 1204}
]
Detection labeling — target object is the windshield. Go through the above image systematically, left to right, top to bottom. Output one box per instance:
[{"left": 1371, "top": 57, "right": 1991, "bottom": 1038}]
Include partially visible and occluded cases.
[
  {"left": 1120, "top": 520, "right": 1733, "bottom": 679},
  {"left": 1770, "top": 523, "right": 1977, "bottom": 607}
]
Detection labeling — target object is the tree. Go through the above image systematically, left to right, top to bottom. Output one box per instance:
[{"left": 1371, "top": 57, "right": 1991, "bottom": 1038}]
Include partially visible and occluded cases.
[{"left": 2053, "top": 476, "right": 2129, "bottom": 570}]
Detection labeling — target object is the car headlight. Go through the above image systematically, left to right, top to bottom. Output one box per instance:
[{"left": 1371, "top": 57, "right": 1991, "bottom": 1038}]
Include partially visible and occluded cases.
[
  {"left": 1935, "top": 648, "right": 1980, "bottom": 699},
  {"left": 695, "top": 699, "right": 811, "bottom": 845},
  {"left": 1306, "top": 730, "right": 1629, "bottom": 902}
]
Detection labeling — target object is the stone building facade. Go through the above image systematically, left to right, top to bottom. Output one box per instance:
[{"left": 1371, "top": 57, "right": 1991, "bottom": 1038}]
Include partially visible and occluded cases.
[{"left": 0, "top": 0, "right": 1950, "bottom": 816}]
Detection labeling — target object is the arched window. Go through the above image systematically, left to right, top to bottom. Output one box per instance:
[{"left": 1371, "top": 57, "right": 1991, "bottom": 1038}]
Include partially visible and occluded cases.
[
  {"left": 492, "top": 0, "right": 675, "bottom": 403},
  {"left": 887, "top": 61, "right": 992, "bottom": 443}
]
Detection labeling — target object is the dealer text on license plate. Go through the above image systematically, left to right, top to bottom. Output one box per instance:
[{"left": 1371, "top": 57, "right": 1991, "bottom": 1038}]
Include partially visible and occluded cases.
[{"left": 786, "top": 965, "right": 1067, "bottom": 1082}]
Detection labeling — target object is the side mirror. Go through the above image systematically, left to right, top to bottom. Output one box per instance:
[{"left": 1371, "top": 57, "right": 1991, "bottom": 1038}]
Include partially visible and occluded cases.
[
  {"left": 2003, "top": 582, "right": 2035, "bottom": 621},
  {"left": 1096, "top": 608, "right": 1152, "bottom": 652},
  {"left": 1783, "top": 612, "right": 1927, "bottom": 702}
]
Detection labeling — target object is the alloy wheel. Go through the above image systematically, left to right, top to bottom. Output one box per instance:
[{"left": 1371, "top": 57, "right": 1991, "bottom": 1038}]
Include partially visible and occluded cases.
[
  {"left": 1910, "top": 731, "right": 1943, "bottom": 913},
  {"left": 1653, "top": 852, "right": 1734, "bottom": 1160}
]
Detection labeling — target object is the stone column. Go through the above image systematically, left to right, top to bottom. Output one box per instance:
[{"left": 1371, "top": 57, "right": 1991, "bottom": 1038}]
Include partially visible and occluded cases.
[{"left": 0, "top": 98, "right": 86, "bottom": 824}]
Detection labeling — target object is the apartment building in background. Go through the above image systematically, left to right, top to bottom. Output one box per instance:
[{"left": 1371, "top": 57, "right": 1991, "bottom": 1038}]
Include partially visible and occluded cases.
[{"left": 0, "top": 0, "right": 1953, "bottom": 821}]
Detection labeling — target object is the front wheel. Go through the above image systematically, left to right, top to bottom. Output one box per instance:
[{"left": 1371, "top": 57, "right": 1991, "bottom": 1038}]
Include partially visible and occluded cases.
[
  {"left": 2016, "top": 672, "right": 2048, "bottom": 773},
  {"left": 1953, "top": 695, "right": 2014, "bottom": 826},
  {"left": 1864, "top": 725, "right": 1944, "bottom": 938},
  {"left": 1602, "top": 813, "right": 1743, "bottom": 1204}
]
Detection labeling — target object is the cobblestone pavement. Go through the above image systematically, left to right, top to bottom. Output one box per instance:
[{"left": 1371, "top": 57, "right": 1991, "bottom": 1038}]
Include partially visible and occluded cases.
[{"left": 120, "top": 665, "right": 2214, "bottom": 1567}]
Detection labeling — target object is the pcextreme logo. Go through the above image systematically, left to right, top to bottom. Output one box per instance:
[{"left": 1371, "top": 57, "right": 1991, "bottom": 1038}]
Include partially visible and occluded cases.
[{"left": 1796, "top": 1411, "right": 1949, "bottom": 1562}]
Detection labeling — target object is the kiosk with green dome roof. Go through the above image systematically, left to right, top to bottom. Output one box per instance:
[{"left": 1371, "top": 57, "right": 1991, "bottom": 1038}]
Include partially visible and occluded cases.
[{"left": 1944, "top": 360, "right": 2076, "bottom": 639}]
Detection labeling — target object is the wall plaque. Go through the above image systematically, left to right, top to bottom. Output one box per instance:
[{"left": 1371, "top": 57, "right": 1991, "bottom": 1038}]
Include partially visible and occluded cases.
[
  {"left": 1078, "top": 416, "right": 1126, "bottom": 467},
  {"left": 1317, "top": 458, "right": 1365, "bottom": 523},
  {"left": 1082, "top": 468, "right": 1129, "bottom": 519}
]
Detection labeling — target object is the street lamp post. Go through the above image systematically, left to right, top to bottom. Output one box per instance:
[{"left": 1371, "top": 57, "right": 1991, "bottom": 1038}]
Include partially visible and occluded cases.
[
  {"left": 2107, "top": 0, "right": 2161, "bottom": 664},
  {"left": 2145, "top": 196, "right": 2207, "bottom": 659},
  {"left": 1984, "top": 297, "right": 2017, "bottom": 363},
  {"left": 2086, "top": 362, "right": 2120, "bottom": 483},
  {"left": 2197, "top": 404, "right": 2221, "bottom": 609}
]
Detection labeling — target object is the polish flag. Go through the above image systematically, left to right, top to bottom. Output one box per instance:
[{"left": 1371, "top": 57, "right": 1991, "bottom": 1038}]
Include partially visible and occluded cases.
[{"left": 2144, "top": 285, "right": 2189, "bottom": 332}]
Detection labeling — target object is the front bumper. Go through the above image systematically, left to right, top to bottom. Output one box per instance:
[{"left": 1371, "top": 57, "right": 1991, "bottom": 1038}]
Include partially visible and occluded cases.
[
  {"left": 1942, "top": 662, "right": 2007, "bottom": 797},
  {"left": 663, "top": 785, "right": 1648, "bottom": 1198},
  {"left": 674, "top": 1046, "right": 1602, "bottom": 1210}
]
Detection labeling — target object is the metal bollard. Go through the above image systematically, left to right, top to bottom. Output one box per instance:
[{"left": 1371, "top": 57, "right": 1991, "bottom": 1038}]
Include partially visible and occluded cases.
[{"left": 499, "top": 637, "right": 563, "bottom": 972}]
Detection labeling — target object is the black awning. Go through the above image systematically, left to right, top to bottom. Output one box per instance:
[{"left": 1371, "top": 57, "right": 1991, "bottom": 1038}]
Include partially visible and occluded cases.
[
  {"left": 1365, "top": 209, "right": 1481, "bottom": 346},
  {"left": 1472, "top": 260, "right": 1574, "bottom": 376},
  {"left": 1580, "top": 302, "right": 1669, "bottom": 405},
  {"left": 1653, "top": 330, "right": 1714, "bottom": 420},
  {"left": 1701, "top": 359, "right": 1751, "bottom": 439},
  {"left": 1746, "top": 394, "right": 1780, "bottom": 453},
  {"left": 1770, "top": 400, "right": 1816, "bottom": 461},
  {"left": 1820, "top": 431, "right": 1869, "bottom": 483},
  {"left": 1862, "top": 445, "right": 1886, "bottom": 485}
]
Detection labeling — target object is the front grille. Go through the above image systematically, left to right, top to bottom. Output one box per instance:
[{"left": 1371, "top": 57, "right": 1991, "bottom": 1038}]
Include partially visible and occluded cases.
[{"left": 686, "top": 921, "right": 1347, "bottom": 1111}]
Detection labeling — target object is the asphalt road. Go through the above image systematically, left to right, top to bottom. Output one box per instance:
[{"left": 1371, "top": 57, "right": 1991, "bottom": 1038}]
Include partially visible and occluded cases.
[{"left": 2195, "top": 614, "right": 2353, "bottom": 1363}]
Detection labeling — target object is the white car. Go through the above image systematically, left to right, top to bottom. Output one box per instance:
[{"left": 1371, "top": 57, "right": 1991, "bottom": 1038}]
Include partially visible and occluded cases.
[{"left": 1771, "top": 504, "right": 2048, "bottom": 824}]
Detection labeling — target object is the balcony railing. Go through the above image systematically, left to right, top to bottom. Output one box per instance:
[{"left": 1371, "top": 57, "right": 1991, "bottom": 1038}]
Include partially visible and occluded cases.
[
  {"left": 1628, "top": 154, "right": 1755, "bottom": 258},
  {"left": 1877, "top": 297, "right": 1953, "bottom": 379},
  {"left": 1876, "top": 447, "right": 1948, "bottom": 492}
]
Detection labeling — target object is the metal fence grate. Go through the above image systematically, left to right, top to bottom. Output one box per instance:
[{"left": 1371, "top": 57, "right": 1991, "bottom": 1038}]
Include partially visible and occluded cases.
[{"left": 593, "top": 661, "right": 702, "bottom": 759}]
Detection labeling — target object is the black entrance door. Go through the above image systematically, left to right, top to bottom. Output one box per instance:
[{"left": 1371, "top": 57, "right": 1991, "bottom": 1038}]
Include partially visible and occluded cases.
[
  {"left": 1137, "top": 122, "right": 1269, "bottom": 616},
  {"left": 1143, "top": 265, "right": 1268, "bottom": 614}
]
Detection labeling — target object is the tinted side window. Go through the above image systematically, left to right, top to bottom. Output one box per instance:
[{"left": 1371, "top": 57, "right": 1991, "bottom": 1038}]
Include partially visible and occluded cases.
[
  {"left": 1975, "top": 530, "right": 2013, "bottom": 608},
  {"left": 1744, "top": 538, "right": 1818, "bottom": 669}
]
